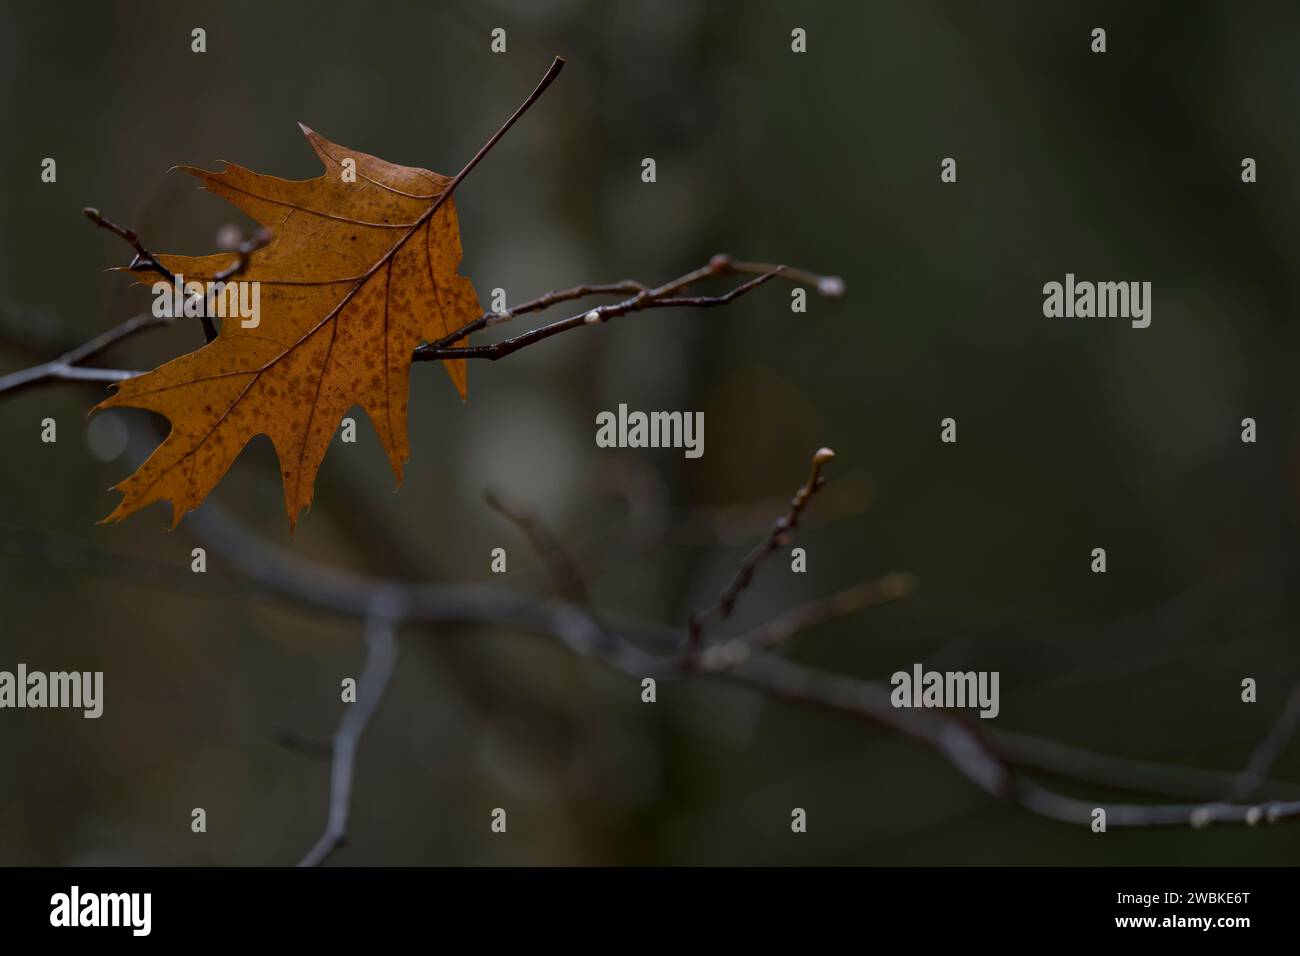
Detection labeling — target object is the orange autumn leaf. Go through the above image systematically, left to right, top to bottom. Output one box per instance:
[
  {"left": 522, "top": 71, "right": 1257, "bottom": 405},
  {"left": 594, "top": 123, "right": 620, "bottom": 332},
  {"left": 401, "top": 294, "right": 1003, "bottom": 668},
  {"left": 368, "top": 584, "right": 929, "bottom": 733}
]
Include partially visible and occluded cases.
[{"left": 95, "top": 124, "right": 482, "bottom": 531}]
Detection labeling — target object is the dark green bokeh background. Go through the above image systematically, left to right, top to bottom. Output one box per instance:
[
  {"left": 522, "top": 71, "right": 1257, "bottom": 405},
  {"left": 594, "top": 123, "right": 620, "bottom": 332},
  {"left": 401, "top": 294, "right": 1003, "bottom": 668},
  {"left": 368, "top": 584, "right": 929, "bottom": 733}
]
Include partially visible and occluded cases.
[{"left": 2, "top": 0, "right": 1299, "bottom": 864}]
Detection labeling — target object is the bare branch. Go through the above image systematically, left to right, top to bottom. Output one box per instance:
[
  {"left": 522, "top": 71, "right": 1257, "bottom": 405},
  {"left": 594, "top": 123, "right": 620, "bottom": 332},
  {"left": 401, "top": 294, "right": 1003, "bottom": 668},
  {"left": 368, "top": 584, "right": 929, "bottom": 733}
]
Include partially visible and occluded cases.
[
  {"left": 441, "top": 56, "right": 565, "bottom": 212},
  {"left": 6, "top": 82, "right": 1286, "bottom": 850},
  {"left": 83, "top": 206, "right": 221, "bottom": 344},
  {"left": 82, "top": 207, "right": 175, "bottom": 281},
  {"left": 0, "top": 222, "right": 267, "bottom": 398},
  {"left": 0, "top": 249, "right": 839, "bottom": 397},
  {"left": 423, "top": 253, "right": 843, "bottom": 353},
  {"left": 723, "top": 255, "right": 844, "bottom": 298},
  {"left": 414, "top": 267, "right": 783, "bottom": 362},
  {"left": 476, "top": 281, "right": 647, "bottom": 331},
  {"left": 0, "top": 361, "right": 138, "bottom": 396},
  {"left": 687, "top": 446, "right": 836, "bottom": 654},
  {"left": 7, "top": 488, "right": 1299, "bottom": 835},
  {"left": 485, "top": 491, "right": 591, "bottom": 605},
  {"left": 697, "top": 574, "right": 915, "bottom": 672},
  {"left": 297, "top": 591, "right": 404, "bottom": 867},
  {"left": 721, "top": 656, "right": 1300, "bottom": 829},
  {"left": 1229, "top": 680, "right": 1300, "bottom": 802},
  {"left": 991, "top": 726, "right": 1300, "bottom": 802}
]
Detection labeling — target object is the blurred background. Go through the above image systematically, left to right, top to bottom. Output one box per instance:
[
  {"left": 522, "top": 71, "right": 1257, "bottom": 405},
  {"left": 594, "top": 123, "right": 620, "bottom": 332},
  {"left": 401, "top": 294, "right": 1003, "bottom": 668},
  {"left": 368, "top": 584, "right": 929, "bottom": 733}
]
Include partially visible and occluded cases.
[{"left": 2, "top": 0, "right": 1300, "bottom": 865}]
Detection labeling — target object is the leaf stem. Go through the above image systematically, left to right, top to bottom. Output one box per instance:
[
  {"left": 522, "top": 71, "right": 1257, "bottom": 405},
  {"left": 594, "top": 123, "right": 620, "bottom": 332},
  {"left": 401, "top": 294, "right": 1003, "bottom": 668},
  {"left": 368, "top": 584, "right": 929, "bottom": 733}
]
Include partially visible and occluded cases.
[{"left": 428, "top": 56, "right": 565, "bottom": 218}]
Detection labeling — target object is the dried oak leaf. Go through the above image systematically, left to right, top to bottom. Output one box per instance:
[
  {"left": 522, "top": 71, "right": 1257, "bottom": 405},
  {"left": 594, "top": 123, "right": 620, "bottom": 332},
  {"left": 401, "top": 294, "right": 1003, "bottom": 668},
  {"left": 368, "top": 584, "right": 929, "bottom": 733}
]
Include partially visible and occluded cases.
[{"left": 96, "top": 125, "right": 481, "bottom": 530}]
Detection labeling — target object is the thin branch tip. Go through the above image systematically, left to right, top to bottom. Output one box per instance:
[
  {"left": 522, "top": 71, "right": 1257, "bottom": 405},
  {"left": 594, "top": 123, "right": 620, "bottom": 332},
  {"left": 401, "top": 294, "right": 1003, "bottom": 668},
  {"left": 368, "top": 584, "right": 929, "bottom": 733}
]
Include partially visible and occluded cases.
[
  {"left": 818, "top": 275, "right": 846, "bottom": 298},
  {"left": 687, "top": 442, "right": 839, "bottom": 654}
]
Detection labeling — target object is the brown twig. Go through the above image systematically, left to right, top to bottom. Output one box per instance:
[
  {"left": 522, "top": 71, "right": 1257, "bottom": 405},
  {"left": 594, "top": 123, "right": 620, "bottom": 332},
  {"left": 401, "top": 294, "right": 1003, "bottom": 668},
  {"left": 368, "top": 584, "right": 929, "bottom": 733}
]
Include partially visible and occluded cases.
[
  {"left": 444, "top": 56, "right": 565, "bottom": 209},
  {"left": 82, "top": 205, "right": 221, "bottom": 344},
  {"left": 81, "top": 206, "right": 175, "bottom": 280},
  {"left": 0, "top": 223, "right": 274, "bottom": 398},
  {"left": 0, "top": 249, "right": 840, "bottom": 396},
  {"left": 416, "top": 252, "right": 845, "bottom": 361},
  {"left": 723, "top": 256, "right": 845, "bottom": 298},
  {"left": 415, "top": 267, "right": 783, "bottom": 361},
  {"left": 435, "top": 281, "right": 649, "bottom": 344},
  {"left": 686, "top": 446, "right": 836, "bottom": 654},
  {"left": 484, "top": 491, "right": 591, "bottom": 605},
  {"left": 696, "top": 574, "right": 915, "bottom": 672}
]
